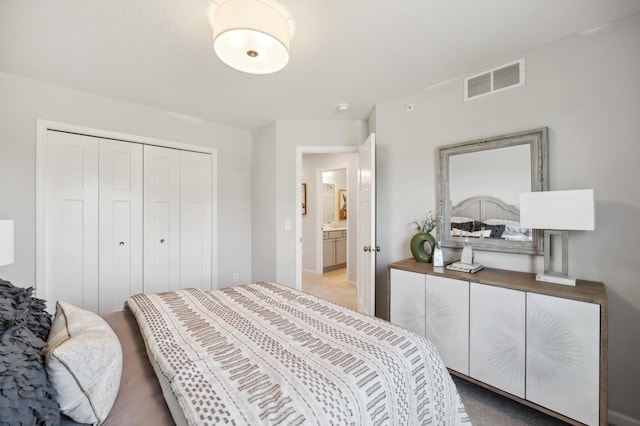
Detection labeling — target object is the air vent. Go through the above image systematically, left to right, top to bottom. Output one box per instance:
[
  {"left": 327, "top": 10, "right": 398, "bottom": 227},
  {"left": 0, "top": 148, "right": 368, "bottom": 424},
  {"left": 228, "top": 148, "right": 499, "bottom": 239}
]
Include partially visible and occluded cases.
[{"left": 464, "top": 58, "right": 525, "bottom": 101}]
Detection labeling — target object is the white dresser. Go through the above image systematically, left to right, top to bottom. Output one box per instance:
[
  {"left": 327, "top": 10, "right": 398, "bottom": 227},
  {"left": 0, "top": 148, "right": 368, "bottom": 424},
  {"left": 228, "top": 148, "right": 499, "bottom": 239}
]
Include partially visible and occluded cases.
[{"left": 388, "top": 259, "right": 608, "bottom": 426}]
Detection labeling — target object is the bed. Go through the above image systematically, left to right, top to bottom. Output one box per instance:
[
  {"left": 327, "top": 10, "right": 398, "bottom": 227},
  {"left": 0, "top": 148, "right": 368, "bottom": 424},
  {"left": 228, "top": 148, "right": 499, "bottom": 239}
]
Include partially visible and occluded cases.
[
  {"left": 450, "top": 195, "right": 531, "bottom": 241},
  {"left": 1, "top": 279, "right": 470, "bottom": 426}
]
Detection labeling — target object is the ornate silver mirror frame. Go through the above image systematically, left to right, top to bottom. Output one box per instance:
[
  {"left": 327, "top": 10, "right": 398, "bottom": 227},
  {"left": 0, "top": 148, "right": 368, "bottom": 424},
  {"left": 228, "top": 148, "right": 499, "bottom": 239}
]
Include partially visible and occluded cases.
[{"left": 437, "top": 127, "right": 548, "bottom": 255}]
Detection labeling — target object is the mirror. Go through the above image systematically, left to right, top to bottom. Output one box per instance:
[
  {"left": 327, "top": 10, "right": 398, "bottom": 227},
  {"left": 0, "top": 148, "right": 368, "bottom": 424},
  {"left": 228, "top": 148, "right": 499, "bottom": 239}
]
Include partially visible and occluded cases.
[
  {"left": 438, "top": 127, "right": 548, "bottom": 254},
  {"left": 322, "top": 169, "right": 347, "bottom": 225},
  {"left": 322, "top": 183, "right": 335, "bottom": 223}
]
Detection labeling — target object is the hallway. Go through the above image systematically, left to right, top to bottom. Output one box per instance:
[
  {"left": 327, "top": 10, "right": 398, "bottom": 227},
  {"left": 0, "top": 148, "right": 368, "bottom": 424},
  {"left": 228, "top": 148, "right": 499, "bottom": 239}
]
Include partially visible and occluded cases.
[{"left": 301, "top": 268, "right": 357, "bottom": 311}]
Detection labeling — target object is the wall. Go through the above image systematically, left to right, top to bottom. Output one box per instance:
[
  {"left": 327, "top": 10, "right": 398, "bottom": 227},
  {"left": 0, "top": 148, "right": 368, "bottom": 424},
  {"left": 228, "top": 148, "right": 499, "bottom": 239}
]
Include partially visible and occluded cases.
[
  {"left": 374, "top": 13, "right": 640, "bottom": 423},
  {"left": 0, "top": 72, "right": 253, "bottom": 290},
  {"left": 251, "top": 120, "right": 367, "bottom": 288},
  {"left": 251, "top": 123, "right": 277, "bottom": 283},
  {"left": 302, "top": 153, "right": 358, "bottom": 281}
]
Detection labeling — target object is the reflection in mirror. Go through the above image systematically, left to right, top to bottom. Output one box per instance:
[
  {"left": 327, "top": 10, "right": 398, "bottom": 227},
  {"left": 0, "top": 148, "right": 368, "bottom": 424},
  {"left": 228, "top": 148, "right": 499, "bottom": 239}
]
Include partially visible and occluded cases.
[
  {"left": 438, "top": 128, "right": 548, "bottom": 254},
  {"left": 322, "top": 169, "right": 346, "bottom": 226}
]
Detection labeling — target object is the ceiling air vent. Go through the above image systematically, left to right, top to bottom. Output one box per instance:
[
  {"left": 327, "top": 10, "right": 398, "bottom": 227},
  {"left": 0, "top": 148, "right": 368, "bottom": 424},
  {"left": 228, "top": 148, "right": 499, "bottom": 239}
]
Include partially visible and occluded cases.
[{"left": 464, "top": 58, "right": 525, "bottom": 101}]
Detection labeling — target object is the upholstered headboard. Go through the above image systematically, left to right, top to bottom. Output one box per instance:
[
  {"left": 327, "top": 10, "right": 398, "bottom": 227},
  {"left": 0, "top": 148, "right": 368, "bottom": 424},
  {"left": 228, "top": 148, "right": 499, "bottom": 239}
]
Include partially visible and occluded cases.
[
  {"left": 451, "top": 195, "right": 520, "bottom": 223},
  {"left": 450, "top": 196, "right": 531, "bottom": 240}
]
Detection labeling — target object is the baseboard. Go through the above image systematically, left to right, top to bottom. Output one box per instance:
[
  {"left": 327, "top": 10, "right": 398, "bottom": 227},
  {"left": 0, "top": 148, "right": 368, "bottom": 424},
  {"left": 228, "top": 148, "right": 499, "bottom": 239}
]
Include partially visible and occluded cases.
[
  {"left": 302, "top": 268, "right": 320, "bottom": 276},
  {"left": 609, "top": 409, "right": 640, "bottom": 426}
]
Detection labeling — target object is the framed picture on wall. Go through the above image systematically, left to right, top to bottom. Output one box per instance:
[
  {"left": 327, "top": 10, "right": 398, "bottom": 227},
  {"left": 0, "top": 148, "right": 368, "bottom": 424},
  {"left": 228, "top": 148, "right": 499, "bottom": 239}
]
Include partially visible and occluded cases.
[
  {"left": 302, "top": 183, "right": 307, "bottom": 215},
  {"left": 338, "top": 189, "right": 347, "bottom": 220}
]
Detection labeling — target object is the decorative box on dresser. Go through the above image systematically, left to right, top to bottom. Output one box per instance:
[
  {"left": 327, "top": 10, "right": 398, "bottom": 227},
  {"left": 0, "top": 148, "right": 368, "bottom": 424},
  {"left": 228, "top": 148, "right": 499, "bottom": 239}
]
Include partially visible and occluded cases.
[{"left": 388, "top": 258, "right": 608, "bottom": 426}]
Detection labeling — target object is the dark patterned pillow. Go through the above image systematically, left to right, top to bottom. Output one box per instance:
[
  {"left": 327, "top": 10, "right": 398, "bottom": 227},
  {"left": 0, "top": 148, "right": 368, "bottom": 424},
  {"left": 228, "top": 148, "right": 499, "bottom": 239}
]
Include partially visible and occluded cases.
[
  {"left": 451, "top": 221, "right": 474, "bottom": 232},
  {"left": 473, "top": 222, "right": 506, "bottom": 238},
  {"left": 0, "top": 279, "right": 60, "bottom": 426}
]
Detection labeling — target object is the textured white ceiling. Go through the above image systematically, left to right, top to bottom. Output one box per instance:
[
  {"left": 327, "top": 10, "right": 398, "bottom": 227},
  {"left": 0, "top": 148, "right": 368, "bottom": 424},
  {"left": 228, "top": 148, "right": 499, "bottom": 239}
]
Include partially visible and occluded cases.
[{"left": 1, "top": 0, "right": 639, "bottom": 129}]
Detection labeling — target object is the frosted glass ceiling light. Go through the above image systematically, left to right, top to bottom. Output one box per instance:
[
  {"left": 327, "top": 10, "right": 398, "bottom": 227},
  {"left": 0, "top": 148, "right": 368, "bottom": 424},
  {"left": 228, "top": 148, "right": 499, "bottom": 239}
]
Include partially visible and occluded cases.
[{"left": 213, "top": 0, "right": 290, "bottom": 74}]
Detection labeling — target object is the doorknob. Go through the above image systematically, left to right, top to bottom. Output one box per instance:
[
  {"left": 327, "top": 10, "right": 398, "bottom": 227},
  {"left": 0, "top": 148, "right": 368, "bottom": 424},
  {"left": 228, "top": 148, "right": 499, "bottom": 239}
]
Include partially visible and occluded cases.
[
  {"left": 160, "top": 239, "right": 166, "bottom": 244},
  {"left": 119, "top": 241, "right": 125, "bottom": 246},
  {"left": 375, "top": 245, "right": 381, "bottom": 252},
  {"left": 363, "top": 246, "right": 370, "bottom": 252}
]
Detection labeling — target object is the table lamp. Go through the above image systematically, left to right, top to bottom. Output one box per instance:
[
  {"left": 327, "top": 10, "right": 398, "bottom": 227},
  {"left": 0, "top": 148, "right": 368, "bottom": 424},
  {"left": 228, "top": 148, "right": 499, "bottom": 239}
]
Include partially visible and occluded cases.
[
  {"left": 519, "top": 190, "right": 594, "bottom": 286},
  {"left": 0, "top": 220, "right": 14, "bottom": 266}
]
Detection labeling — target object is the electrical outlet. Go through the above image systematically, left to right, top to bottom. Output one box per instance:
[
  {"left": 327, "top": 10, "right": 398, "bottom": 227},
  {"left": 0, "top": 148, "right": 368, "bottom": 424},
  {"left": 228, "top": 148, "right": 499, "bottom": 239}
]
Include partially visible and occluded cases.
[{"left": 233, "top": 272, "right": 239, "bottom": 282}]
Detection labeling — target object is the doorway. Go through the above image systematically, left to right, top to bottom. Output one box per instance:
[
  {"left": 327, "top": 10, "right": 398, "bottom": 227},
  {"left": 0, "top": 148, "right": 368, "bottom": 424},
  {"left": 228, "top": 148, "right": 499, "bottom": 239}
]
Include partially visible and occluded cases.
[{"left": 299, "top": 151, "right": 357, "bottom": 310}]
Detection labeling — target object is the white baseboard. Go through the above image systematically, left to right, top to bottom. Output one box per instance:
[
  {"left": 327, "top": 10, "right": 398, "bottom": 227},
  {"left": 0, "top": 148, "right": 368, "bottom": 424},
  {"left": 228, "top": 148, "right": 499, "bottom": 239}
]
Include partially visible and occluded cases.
[
  {"left": 302, "top": 268, "right": 320, "bottom": 276},
  {"left": 609, "top": 409, "right": 640, "bottom": 426}
]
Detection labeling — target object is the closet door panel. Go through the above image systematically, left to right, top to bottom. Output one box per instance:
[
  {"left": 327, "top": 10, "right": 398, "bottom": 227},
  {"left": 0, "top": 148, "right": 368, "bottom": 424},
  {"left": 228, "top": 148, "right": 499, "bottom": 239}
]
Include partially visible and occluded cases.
[
  {"left": 45, "top": 131, "right": 99, "bottom": 312},
  {"left": 98, "top": 140, "right": 143, "bottom": 314},
  {"left": 144, "top": 146, "right": 181, "bottom": 294},
  {"left": 180, "top": 151, "right": 212, "bottom": 290}
]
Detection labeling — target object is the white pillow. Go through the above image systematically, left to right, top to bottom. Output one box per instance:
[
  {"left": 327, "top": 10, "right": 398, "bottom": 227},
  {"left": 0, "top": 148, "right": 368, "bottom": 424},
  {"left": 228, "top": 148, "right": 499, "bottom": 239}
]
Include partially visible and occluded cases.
[{"left": 44, "top": 301, "right": 122, "bottom": 425}]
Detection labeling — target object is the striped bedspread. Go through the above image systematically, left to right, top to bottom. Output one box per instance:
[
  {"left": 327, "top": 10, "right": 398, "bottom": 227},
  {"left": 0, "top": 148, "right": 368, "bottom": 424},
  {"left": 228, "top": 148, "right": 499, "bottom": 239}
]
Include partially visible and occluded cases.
[{"left": 126, "top": 282, "right": 470, "bottom": 425}]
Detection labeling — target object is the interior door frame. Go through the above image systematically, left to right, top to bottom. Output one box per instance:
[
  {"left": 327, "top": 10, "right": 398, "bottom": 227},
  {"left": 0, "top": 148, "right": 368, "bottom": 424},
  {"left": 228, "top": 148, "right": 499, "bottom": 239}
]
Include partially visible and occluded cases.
[
  {"left": 35, "top": 119, "right": 219, "bottom": 304},
  {"left": 295, "top": 146, "right": 358, "bottom": 291}
]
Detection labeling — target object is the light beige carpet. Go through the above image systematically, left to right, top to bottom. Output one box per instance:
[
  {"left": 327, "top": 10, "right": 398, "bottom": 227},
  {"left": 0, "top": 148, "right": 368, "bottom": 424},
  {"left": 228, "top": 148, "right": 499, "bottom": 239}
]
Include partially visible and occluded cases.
[{"left": 301, "top": 268, "right": 357, "bottom": 311}]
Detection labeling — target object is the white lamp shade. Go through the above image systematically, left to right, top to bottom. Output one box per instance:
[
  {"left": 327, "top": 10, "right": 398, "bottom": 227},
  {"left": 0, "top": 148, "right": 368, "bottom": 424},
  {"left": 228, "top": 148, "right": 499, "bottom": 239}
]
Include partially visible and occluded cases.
[
  {"left": 213, "top": 0, "right": 290, "bottom": 74},
  {"left": 520, "top": 189, "right": 595, "bottom": 231},
  {"left": 0, "top": 220, "right": 14, "bottom": 266}
]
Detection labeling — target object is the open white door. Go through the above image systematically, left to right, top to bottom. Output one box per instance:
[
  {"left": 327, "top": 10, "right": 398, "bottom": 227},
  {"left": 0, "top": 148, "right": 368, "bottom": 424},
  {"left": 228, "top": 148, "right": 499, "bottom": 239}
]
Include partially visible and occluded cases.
[{"left": 357, "top": 133, "right": 376, "bottom": 315}]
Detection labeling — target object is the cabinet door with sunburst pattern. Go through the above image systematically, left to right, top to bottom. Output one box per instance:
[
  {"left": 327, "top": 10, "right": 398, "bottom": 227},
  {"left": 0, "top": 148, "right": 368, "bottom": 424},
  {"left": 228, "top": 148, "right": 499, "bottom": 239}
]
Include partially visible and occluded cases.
[
  {"left": 390, "top": 269, "right": 426, "bottom": 337},
  {"left": 425, "top": 276, "right": 469, "bottom": 375},
  {"left": 469, "top": 283, "right": 526, "bottom": 398},
  {"left": 526, "top": 293, "right": 600, "bottom": 426}
]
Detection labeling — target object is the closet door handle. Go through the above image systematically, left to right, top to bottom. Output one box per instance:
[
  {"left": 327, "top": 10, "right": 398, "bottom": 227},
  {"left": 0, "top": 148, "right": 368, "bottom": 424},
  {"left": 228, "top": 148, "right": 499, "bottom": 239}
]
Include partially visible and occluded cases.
[
  {"left": 160, "top": 239, "right": 166, "bottom": 244},
  {"left": 119, "top": 241, "right": 125, "bottom": 246}
]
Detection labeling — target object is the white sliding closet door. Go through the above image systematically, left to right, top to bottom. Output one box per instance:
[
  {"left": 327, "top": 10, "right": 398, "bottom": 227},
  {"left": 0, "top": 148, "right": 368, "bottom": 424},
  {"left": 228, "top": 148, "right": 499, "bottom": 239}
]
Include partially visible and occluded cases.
[
  {"left": 44, "top": 131, "right": 100, "bottom": 312},
  {"left": 98, "top": 140, "right": 143, "bottom": 313},
  {"left": 144, "top": 145, "right": 181, "bottom": 294},
  {"left": 180, "top": 151, "right": 212, "bottom": 290}
]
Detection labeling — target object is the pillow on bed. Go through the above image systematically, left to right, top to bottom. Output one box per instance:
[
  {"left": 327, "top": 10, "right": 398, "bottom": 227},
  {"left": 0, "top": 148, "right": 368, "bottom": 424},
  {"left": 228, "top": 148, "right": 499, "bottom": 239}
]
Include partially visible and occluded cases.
[
  {"left": 451, "top": 221, "right": 474, "bottom": 232},
  {"left": 473, "top": 221, "right": 506, "bottom": 238},
  {"left": 0, "top": 279, "right": 60, "bottom": 426},
  {"left": 44, "top": 301, "right": 122, "bottom": 426}
]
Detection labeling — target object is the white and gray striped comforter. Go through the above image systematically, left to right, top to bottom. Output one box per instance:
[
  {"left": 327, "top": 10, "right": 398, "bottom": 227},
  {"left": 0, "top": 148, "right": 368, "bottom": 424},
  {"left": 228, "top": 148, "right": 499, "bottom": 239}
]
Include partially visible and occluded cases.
[{"left": 126, "top": 282, "right": 470, "bottom": 426}]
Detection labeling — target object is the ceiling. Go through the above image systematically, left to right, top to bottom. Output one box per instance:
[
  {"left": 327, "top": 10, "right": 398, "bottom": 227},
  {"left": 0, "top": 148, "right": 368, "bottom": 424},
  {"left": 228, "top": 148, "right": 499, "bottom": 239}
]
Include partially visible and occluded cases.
[{"left": 2, "top": 0, "right": 639, "bottom": 130}]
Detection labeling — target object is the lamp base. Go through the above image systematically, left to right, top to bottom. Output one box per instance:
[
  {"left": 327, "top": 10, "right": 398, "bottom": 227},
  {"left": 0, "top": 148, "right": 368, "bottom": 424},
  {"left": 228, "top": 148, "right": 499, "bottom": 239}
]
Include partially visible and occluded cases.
[{"left": 535, "top": 273, "right": 576, "bottom": 286}]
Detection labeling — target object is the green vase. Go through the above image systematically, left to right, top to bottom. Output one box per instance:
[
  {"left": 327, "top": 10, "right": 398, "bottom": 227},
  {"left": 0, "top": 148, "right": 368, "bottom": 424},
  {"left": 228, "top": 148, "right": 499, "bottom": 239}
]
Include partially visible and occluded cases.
[{"left": 410, "top": 232, "right": 437, "bottom": 263}]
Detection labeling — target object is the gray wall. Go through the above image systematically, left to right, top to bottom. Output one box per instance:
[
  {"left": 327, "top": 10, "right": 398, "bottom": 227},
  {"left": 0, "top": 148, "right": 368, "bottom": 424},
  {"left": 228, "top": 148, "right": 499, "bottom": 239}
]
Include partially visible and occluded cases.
[
  {"left": 374, "top": 13, "right": 640, "bottom": 423},
  {"left": 0, "top": 72, "right": 253, "bottom": 290},
  {"left": 251, "top": 120, "right": 368, "bottom": 288},
  {"left": 251, "top": 123, "right": 277, "bottom": 283}
]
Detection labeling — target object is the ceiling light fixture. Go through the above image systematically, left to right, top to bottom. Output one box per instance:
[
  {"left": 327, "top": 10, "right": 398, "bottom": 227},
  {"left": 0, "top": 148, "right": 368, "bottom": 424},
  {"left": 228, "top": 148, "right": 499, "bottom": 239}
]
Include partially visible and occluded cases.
[
  {"left": 212, "top": 0, "right": 290, "bottom": 74},
  {"left": 336, "top": 103, "right": 350, "bottom": 113}
]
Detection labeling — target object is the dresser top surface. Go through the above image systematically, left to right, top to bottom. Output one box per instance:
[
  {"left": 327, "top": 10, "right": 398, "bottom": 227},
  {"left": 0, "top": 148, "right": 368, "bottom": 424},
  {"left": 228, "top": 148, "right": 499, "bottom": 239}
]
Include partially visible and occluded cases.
[{"left": 388, "top": 258, "right": 607, "bottom": 305}]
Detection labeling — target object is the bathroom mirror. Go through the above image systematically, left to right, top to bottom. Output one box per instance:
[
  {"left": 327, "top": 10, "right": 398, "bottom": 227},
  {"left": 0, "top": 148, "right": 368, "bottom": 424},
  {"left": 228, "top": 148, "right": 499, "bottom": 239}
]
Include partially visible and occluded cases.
[{"left": 438, "top": 127, "right": 548, "bottom": 254}]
